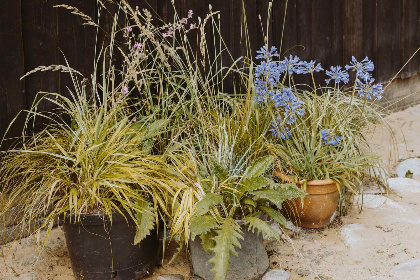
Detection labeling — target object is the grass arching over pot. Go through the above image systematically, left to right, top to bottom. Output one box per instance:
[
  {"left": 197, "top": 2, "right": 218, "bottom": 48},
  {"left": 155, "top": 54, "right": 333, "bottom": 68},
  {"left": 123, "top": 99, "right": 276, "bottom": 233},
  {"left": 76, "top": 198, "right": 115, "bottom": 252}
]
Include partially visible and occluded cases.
[
  {"left": 0, "top": 25, "right": 195, "bottom": 245},
  {"left": 253, "top": 46, "right": 389, "bottom": 198}
]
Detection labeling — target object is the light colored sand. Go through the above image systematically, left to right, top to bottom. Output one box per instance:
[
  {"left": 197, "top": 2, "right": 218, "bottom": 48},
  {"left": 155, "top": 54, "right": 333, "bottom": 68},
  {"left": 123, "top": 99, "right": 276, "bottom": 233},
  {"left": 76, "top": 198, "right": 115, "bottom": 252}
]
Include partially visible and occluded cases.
[{"left": 1, "top": 104, "right": 420, "bottom": 280}]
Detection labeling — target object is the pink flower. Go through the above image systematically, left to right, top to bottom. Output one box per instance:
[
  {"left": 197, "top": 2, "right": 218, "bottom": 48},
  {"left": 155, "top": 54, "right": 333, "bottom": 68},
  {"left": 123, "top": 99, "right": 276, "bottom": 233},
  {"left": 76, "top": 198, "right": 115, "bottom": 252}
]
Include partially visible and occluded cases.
[
  {"left": 188, "top": 10, "right": 193, "bottom": 18},
  {"left": 180, "top": 18, "right": 188, "bottom": 24},
  {"left": 190, "top": 23, "right": 198, "bottom": 30},
  {"left": 123, "top": 26, "right": 133, "bottom": 38},
  {"left": 133, "top": 42, "right": 142, "bottom": 52},
  {"left": 123, "top": 86, "right": 129, "bottom": 95},
  {"left": 132, "top": 118, "right": 137, "bottom": 122}
]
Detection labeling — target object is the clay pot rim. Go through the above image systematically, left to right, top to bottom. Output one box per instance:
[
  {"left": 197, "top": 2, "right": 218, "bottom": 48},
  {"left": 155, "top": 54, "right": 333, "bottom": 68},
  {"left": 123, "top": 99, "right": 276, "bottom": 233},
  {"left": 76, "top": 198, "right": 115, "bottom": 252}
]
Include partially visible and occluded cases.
[{"left": 273, "top": 168, "right": 343, "bottom": 185}]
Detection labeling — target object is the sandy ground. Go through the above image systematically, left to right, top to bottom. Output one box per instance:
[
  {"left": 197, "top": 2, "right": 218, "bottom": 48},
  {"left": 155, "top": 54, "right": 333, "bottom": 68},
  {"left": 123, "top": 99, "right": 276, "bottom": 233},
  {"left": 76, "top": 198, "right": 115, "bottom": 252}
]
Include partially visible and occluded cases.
[{"left": 1, "top": 103, "right": 420, "bottom": 280}]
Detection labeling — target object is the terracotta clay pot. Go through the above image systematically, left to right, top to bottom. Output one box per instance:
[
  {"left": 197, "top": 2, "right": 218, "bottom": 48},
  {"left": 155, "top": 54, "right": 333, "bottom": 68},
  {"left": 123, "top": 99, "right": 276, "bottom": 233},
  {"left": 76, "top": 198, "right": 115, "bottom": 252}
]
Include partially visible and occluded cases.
[{"left": 273, "top": 169, "right": 340, "bottom": 228}]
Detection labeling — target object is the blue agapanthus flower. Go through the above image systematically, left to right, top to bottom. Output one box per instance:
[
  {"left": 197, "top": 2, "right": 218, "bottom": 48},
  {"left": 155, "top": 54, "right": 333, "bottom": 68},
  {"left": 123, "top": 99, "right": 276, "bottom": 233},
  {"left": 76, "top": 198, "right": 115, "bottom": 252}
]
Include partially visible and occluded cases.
[
  {"left": 254, "top": 46, "right": 285, "bottom": 103},
  {"left": 256, "top": 46, "right": 279, "bottom": 60},
  {"left": 280, "top": 55, "right": 302, "bottom": 75},
  {"left": 345, "top": 56, "right": 374, "bottom": 81},
  {"left": 295, "top": 60, "right": 323, "bottom": 74},
  {"left": 325, "top": 66, "right": 349, "bottom": 84},
  {"left": 355, "top": 77, "right": 383, "bottom": 100},
  {"left": 273, "top": 87, "right": 305, "bottom": 124},
  {"left": 269, "top": 117, "right": 291, "bottom": 140},
  {"left": 320, "top": 129, "right": 341, "bottom": 146}
]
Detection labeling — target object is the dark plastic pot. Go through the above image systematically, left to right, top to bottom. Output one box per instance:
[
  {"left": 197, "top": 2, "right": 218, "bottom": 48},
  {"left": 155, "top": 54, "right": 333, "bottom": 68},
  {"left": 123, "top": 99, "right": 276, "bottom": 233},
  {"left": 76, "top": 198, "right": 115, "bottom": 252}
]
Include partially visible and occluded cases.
[
  {"left": 62, "top": 212, "right": 159, "bottom": 280},
  {"left": 189, "top": 224, "right": 269, "bottom": 280}
]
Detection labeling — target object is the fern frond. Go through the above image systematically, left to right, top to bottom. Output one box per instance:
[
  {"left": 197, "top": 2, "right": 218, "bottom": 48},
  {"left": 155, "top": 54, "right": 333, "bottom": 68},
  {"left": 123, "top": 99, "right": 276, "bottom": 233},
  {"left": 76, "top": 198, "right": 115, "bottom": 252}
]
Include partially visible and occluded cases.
[
  {"left": 243, "top": 155, "right": 275, "bottom": 178},
  {"left": 238, "top": 176, "right": 276, "bottom": 194},
  {"left": 275, "top": 183, "right": 306, "bottom": 199},
  {"left": 249, "top": 189, "right": 286, "bottom": 209},
  {"left": 195, "top": 193, "right": 223, "bottom": 216},
  {"left": 134, "top": 200, "right": 155, "bottom": 244},
  {"left": 258, "top": 205, "right": 287, "bottom": 226},
  {"left": 190, "top": 215, "right": 219, "bottom": 240},
  {"left": 243, "top": 216, "right": 280, "bottom": 241},
  {"left": 209, "top": 218, "right": 243, "bottom": 280},
  {"left": 201, "top": 230, "right": 217, "bottom": 254}
]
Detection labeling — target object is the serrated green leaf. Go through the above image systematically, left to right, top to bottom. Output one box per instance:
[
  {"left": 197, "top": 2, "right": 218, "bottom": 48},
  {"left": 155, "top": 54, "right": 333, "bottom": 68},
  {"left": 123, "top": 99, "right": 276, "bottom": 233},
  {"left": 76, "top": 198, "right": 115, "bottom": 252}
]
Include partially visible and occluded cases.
[
  {"left": 243, "top": 155, "right": 275, "bottom": 178},
  {"left": 209, "top": 158, "right": 229, "bottom": 182},
  {"left": 238, "top": 176, "right": 276, "bottom": 194},
  {"left": 275, "top": 183, "right": 306, "bottom": 199},
  {"left": 249, "top": 189, "right": 286, "bottom": 209},
  {"left": 195, "top": 193, "right": 223, "bottom": 216},
  {"left": 241, "top": 197, "right": 257, "bottom": 208},
  {"left": 134, "top": 200, "right": 155, "bottom": 245},
  {"left": 258, "top": 205, "right": 287, "bottom": 226},
  {"left": 190, "top": 215, "right": 219, "bottom": 241},
  {"left": 243, "top": 216, "right": 280, "bottom": 241},
  {"left": 209, "top": 218, "right": 243, "bottom": 280},
  {"left": 201, "top": 230, "right": 217, "bottom": 254}
]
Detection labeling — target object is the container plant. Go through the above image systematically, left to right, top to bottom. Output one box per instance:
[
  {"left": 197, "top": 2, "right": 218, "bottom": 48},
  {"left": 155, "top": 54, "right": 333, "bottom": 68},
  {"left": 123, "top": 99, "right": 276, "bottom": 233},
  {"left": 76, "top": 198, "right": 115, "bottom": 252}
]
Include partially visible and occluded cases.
[
  {"left": 253, "top": 46, "right": 387, "bottom": 228},
  {"left": 0, "top": 64, "right": 177, "bottom": 279},
  {"left": 165, "top": 93, "right": 305, "bottom": 280}
]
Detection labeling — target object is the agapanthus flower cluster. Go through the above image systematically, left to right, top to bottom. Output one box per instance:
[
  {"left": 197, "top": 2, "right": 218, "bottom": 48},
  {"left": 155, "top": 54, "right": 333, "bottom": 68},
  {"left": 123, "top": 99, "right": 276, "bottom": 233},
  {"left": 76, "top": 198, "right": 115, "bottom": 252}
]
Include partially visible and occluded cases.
[
  {"left": 254, "top": 45, "right": 384, "bottom": 143},
  {"left": 255, "top": 46, "right": 308, "bottom": 137},
  {"left": 345, "top": 56, "right": 374, "bottom": 81},
  {"left": 295, "top": 60, "right": 323, "bottom": 74},
  {"left": 325, "top": 66, "right": 349, "bottom": 84},
  {"left": 355, "top": 77, "right": 383, "bottom": 100},
  {"left": 273, "top": 87, "right": 305, "bottom": 124},
  {"left": 269, "top": 117, "right": 292, "bottom": 140},
  {"left": 320, "top": 129, "right": 341, "bottom": 146}
]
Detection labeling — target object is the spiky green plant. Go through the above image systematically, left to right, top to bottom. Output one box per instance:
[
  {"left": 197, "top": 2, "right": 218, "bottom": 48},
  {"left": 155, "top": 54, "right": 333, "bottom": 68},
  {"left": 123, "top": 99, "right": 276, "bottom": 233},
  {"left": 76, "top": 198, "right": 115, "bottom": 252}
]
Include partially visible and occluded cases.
[{"left": 167, "top": 92, "right": 304, "bottom": 280}]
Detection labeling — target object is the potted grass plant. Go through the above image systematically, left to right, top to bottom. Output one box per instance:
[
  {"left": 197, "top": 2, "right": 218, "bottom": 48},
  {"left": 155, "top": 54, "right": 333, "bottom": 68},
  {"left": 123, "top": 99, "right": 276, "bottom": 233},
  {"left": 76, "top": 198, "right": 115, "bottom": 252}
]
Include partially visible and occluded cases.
[
  {"left": 253, "top": 46, "right": 387, "bottom": 228},
  {"left": 0, "top": 62, "right": 179, "bottom": 279}
]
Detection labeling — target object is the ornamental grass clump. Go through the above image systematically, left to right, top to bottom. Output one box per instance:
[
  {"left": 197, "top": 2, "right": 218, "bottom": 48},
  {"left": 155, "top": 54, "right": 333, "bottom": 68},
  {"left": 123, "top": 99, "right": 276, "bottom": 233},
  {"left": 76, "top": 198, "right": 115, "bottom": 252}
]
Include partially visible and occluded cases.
[
  {"left": 0, "top": 40, "right": 182, "bottom": 245},
  {"left": 253, "top": 45, "right": 387, "bottom": 197}
]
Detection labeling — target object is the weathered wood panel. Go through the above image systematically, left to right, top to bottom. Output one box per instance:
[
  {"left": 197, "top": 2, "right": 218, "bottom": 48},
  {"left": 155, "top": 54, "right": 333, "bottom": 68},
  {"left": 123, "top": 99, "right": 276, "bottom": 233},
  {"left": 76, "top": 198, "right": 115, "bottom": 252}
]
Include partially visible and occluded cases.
[
  {"left": 0, "top": 0, "right": 26, "bottom": 146},
  {"left": 1, "top": 0, "right": 420, "bottom": 149},
  {"left": 22, "top": 0, "right": 59, "bottom": 113}
]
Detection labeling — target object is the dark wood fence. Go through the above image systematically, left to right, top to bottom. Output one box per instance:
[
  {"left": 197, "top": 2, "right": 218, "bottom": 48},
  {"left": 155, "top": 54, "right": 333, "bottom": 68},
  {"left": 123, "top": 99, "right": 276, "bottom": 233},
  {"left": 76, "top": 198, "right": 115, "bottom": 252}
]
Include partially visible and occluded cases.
[{"left": 1, "top": 0, "right": 419, "bottom": 145}]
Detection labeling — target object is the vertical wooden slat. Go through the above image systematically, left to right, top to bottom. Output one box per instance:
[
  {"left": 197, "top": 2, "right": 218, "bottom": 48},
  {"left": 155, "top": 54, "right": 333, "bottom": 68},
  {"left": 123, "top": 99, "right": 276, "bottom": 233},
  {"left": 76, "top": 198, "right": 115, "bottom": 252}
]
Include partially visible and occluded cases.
[
  {"left": 0, "top": 0, "right": 26, "bottom": 147},
  {"left": 21, "top": 0, "right": 59, "bottom": 112},
  {"left": 242, "top": 0, "right": 258, "bottom": 58},
  {"left": 256, "top": 0, "right": 273, "bottom": 48},
  {"left": 273, "top": 0, "right": 298, "bottom": 57},
  {"left": 295, "top": 0, "right": 312, "bottom": 86},
  {"left": 295, "top": 0, "right": 312, "bottom": 61},
  {"left": 311, "top": 0, "right": 332, "bottom": 83},
  {"left": 330, "top": 0, "right": 343, "bottom": 67},
  {"left": 343, "top": 0, "right": 363, "bottom": 64},
  {"left": 362, "top": 0, "right": 376, "bottom": 78},
  {"left": 376, "top": 0, "right": 394, "bottom": 83},
  {"left": 401, "top": 0, "right": 418, "bottom": 78},
  {"left": 57, "top": 1, "right": 97, "bottom": 96},
  {"left": 391, "top": 1, "right": 402, "bottom": 80}
]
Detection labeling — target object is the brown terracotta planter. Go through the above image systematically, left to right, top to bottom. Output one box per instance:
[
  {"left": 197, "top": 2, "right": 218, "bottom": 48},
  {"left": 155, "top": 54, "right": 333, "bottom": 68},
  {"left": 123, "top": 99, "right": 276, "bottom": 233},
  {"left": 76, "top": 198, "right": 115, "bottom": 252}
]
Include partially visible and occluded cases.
[{"left": 273, "top": 169, "right": 340, "bottom": 228}]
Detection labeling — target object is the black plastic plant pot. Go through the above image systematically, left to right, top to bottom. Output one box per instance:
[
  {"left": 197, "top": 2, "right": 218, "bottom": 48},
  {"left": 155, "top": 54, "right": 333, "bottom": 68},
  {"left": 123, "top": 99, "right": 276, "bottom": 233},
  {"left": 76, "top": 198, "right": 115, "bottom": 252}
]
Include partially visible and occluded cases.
[{"left": 62, "top": 212, "right": 159, "bottom": 280}]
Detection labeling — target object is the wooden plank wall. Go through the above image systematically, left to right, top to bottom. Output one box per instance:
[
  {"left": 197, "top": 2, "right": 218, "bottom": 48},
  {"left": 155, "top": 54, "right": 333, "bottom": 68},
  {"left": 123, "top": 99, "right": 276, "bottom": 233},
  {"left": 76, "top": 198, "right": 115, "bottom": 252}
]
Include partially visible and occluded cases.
[{"left": 0, "top": 0, "right": 419, "bottom": 146}]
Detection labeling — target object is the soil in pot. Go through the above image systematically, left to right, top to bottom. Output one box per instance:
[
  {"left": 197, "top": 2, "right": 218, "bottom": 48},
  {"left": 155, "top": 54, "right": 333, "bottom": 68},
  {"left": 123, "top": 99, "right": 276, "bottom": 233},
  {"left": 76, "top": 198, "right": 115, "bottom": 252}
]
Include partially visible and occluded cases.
[
  {"left": 283, "top": 179, "right": 339, "bottom": 228},
  {"left": 62, "top": 211, "right": 160, "bottom": 280},
  {"left": 189, "top": 226, "right": 269, "bottom": 280}
]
